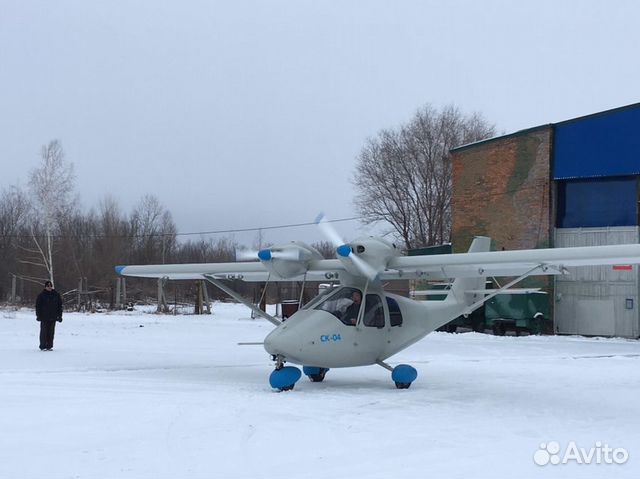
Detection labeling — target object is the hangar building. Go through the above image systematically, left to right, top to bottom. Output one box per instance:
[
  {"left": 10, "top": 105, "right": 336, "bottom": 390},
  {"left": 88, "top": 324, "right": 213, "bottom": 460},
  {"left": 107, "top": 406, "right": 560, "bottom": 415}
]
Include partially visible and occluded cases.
[{"left": 450, "top": 103, "right": 640, "bottom": 338}]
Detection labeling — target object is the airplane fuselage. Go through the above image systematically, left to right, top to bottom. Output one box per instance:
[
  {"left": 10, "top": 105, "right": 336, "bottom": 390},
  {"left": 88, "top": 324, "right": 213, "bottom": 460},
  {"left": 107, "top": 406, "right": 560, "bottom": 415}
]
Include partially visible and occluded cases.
[{"left": 263, "top": 285, "right": 468, "bottom": 368}]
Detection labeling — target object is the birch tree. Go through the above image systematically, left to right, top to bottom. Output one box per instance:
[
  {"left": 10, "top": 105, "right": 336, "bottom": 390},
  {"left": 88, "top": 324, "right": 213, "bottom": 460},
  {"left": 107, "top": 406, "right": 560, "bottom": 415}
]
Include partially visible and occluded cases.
[{"left": 25, "top": 140, "right": 76, "bottom": 286}]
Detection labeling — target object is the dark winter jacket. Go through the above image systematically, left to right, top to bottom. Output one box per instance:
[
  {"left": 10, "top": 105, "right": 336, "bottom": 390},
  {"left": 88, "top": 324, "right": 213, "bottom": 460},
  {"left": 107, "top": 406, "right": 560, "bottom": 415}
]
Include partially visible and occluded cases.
[{"left": 36, "top": 289, "right": 63, "bottom": 322}]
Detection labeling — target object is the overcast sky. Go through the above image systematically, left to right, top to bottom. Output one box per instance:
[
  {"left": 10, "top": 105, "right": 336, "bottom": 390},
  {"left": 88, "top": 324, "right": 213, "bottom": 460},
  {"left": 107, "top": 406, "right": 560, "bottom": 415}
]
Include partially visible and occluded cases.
[{"left": 1, "top": 0, "right": 639, "bottom": 247}]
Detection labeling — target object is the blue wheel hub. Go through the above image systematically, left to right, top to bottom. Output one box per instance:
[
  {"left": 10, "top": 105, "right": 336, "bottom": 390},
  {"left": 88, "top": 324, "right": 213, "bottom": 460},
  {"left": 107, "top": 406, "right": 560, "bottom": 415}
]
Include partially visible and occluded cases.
[
  {"left": 391, "top": 364, "right": 417, "bottom": 389},
  {"left": 269, "top": 366, "right": 302, "bottom": 391}
]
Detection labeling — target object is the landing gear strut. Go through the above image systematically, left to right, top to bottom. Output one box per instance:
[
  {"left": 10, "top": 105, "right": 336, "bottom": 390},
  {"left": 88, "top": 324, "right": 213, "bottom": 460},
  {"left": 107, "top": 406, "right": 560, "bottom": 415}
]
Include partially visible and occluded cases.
[{"left": 268, "top": 355, "right": 301, "bottom": 392}]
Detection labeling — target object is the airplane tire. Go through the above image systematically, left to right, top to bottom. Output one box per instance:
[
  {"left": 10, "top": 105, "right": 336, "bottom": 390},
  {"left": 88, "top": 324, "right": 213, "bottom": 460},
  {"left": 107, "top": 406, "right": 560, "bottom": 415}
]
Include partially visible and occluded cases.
[
  {"left": 492, "top": 322, "right": 506, "bottom": 336},
  {"left": 391, "top": 364, "right": 417, "bottom": 390},
  {"left": 269, "top": 366, "right": 302, "bottom": 391},
  {"left": 303, "top": 366, "right": 329, "bottom": 382},
  {"left": 309, "top": 370, "right": 327, "bottom": 382},
  {"left": 395, "top": 382, "right": 412, "bottom": 389}
]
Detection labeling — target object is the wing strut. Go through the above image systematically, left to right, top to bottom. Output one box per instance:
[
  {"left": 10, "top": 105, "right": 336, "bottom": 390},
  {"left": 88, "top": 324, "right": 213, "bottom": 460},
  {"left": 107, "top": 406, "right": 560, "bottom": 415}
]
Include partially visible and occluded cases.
[
  {"left": 461, "top": 264, "right": 546, "bottom": 315},
  {"left": 297, "top": 273, "right": 307, "bottom": 309},
  {"left": 203, "top": 274, "right": 281, "bottom": 326}
]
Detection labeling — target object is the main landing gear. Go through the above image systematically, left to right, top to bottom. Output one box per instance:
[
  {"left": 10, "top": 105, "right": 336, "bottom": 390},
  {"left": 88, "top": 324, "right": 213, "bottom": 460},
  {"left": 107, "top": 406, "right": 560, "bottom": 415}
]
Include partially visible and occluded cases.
[
  {"left": 269, "top": 355, "right": 301, "bottom": 392},
  {"left": 269, "top": 357, "right": 418, "bottom": 391},
  {"left": 377, "top": 360, "right": 418, "bottom": 389},
  {"left": 391, "top": 364, "right": 418, "bottom": 389},
  {"left": 303, "top": 366, "right": 330, "bottom": 382}
]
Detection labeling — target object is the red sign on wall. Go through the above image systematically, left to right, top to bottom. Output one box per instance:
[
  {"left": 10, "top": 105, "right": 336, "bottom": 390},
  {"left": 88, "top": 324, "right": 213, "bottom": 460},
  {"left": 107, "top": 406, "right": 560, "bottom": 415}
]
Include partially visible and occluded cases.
[{"left": 612, "top": 265, "right": 633, "bottom": 271}]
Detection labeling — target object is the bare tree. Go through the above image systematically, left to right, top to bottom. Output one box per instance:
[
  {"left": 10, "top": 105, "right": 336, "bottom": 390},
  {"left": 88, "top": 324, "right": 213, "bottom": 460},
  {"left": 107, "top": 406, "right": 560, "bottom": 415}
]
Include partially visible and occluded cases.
[
  {"left": 353, "top": 104, "right": 495, "bottom": 249},
  {"left": 24, "top": 140, "right": 76, "bottom": 285},
  {"left": 0, "top": 186, "right": 30, "bottom": 299},
  {"left": 0, "top": 186, "right": 30, "bottom": 245},
  {"left": 130, "top": 194, "right": 177, "bottom": 264},
  {"left": 94, "top": 196, "right": 131, "bottom": 271},
  {"left": 177, "top": 237, "right": 237, "bottom": 263},
  {"left": 311, "top": 240, "right": 335, "bottom": 259}
]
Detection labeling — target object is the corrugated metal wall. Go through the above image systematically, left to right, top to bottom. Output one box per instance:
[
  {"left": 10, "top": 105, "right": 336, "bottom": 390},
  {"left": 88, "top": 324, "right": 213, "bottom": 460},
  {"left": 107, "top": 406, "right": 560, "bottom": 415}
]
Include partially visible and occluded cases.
[{"left": 554, "top": 227, "right": 639, "bottom": 338}]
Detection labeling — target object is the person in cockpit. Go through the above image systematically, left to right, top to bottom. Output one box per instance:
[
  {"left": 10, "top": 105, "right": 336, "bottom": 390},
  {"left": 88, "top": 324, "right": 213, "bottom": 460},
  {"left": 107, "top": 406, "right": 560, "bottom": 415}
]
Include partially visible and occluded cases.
[{"left": 342, "top": 290, "right": 362, "bottom": 325}]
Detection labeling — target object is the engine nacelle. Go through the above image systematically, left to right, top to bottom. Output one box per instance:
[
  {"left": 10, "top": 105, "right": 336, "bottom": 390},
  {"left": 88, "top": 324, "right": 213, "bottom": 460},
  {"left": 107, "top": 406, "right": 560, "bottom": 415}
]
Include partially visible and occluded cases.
[
  {"left": 336, "top": 236, "right": 400, "bottom": 278},
  {"left": 258, "top": 241, "right": 323, "bottom": 279}
]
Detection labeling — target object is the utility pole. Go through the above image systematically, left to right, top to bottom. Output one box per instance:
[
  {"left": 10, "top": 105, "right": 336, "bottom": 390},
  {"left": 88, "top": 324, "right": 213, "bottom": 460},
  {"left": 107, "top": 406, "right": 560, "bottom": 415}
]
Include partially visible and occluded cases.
[
  {"left": 10, "top": 274, "right": 16, "bottom": 304},
  {"left": 115, "top": 277, "right": 122, "bottom": 309},
  {"left": 157, "top": 277, "right": 169, "bottom": 313},
  {"left": 195, "top": 281, "right": 203, "bottom": 314},
  {"left": 202, "top": 281, "right": 211, "bottom": 314}
]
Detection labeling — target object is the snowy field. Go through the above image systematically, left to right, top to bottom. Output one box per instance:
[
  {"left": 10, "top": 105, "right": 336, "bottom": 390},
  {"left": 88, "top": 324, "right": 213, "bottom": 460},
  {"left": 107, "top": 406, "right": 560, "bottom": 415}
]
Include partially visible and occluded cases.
[{"left": 1, "top": 303, "right": 639, "bottom": 479}]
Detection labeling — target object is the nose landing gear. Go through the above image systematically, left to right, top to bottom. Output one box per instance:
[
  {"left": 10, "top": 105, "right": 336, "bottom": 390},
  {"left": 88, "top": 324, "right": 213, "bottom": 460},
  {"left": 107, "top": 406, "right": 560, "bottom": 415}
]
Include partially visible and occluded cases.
[
  {"left": 269, "top": 355, "right": 301, "bottom": 391},
  {"left": 377, "top": 360, "right": 418, "bottom": 389}
]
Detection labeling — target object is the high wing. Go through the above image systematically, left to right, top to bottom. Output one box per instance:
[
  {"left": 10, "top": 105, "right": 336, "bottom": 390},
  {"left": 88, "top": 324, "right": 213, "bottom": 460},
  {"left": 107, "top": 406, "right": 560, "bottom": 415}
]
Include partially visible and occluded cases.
[
  {"left": 116, "top": 242, "right": 640, "bottom": 282},
  {"left": 382, "top": 243, "right": 640, "bottom": 280},
  {"left": 115, "top": 260, "right": 344, "bottom": 282}
]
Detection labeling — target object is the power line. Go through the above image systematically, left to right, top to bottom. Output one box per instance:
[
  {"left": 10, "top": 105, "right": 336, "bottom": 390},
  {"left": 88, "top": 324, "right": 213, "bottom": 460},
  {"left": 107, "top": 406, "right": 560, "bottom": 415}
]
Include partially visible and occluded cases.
[
  {"left": 0, "top": 216, "right": 363, "bottom": 239},
  {"left": 175, "top": 216, "right": 361, "bottom": 237}
]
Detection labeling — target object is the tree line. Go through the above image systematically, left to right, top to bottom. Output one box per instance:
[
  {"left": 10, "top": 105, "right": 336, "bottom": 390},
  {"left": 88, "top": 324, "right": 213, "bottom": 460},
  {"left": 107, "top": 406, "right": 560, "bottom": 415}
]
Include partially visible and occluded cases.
[
  {"left": 2, "top": 103, "right": 495, "bottom": 307},
  {"left": 0, "top": 141, "right": 246, "bottom": 305}
]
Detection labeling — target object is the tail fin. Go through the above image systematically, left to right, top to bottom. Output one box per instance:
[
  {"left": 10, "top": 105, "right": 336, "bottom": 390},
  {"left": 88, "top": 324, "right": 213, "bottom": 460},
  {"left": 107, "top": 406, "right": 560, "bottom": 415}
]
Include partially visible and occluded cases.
[{"left": 445, "top": 236, "right": 490, "bottom": 308}]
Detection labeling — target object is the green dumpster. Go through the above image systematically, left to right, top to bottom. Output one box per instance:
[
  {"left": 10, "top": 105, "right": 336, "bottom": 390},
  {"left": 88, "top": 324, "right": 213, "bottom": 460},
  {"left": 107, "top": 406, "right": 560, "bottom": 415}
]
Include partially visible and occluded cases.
[{"left": 485, "top": 292, "right": 550, "bottom": 335}]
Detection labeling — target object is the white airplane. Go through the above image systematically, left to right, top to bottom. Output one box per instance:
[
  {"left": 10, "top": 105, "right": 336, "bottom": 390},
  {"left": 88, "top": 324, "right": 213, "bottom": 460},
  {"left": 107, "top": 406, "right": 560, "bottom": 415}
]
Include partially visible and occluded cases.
[{"left": 116, "top": 217, "right": 640, "bottom": 391}]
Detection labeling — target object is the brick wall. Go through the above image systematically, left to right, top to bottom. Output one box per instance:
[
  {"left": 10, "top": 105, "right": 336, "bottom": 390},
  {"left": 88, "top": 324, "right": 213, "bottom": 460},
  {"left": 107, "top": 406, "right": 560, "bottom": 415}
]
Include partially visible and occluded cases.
[{"left": 451, "top": 126, "right": 553, "bottom": 254}]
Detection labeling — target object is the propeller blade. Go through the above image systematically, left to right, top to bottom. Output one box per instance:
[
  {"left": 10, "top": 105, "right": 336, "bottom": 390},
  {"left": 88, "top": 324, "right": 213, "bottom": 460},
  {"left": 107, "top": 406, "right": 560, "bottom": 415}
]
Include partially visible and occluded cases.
[
  {"left": 315, "top": 212, "right": 345, "bottom": 248},
  {"left": 315, "top": 212, "right": 379, "bottom": 280},
  {"left": 237, "top": 248, "right": 300, "bottom": 262},
  {"left": 235, "top": 249, "right": 260, "bottom": 261},
  {"left": 270, "top": 250, "right": 300, "bottom": 261},
  {"left": 350, "top": 253, "right": 379, "bottom": 281}
]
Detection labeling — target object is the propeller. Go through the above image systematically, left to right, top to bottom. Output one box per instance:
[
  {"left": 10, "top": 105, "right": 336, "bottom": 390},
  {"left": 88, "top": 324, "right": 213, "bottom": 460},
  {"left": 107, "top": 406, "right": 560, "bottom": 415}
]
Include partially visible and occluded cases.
[
  {"left": 315, "top": 212, "right": 345, "bottom": 249},
  {"left": 315, "top": 213, "right": 379, "bottom": 280},
  {"left": 235, "top": 248, "right": 299, "bottom": 262}
]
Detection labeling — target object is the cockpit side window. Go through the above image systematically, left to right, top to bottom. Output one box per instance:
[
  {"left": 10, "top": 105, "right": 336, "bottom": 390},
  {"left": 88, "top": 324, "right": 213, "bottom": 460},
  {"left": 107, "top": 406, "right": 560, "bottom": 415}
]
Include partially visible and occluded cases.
[
  {"left": 302, "top": 286, "right": 336, "bottom": 310},
  {"left": 312, "top": 287, "right": 362, "bottom": 326},
  {"left": 363, "top": 294, "right": 385, "bottom": 328},
  {"left": 387, "top": 297, "right": 403, "bottom": 327}
]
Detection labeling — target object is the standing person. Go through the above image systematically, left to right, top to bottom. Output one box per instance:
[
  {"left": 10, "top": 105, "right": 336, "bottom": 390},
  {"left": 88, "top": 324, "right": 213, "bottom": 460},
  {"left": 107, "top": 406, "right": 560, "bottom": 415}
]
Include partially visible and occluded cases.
[{"left": 35, "top": 280, "right": 63, "bottom": 351}]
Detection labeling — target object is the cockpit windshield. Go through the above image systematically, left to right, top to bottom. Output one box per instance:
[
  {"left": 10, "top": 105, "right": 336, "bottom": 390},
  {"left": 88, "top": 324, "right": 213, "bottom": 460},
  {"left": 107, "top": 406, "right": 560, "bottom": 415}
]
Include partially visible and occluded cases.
[
  {"left": 302, "top": 285, "right": 338, "bottom": 310},
  {"left": 311, "top": 287, "right": 362, "bottom": 326}
]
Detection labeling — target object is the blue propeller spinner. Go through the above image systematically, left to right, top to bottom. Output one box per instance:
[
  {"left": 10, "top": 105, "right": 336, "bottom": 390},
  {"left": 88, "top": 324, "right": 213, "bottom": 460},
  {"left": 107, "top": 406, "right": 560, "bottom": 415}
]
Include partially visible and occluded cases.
[{"left": 258, "top": 249, "right": 272, "bottom": 261}]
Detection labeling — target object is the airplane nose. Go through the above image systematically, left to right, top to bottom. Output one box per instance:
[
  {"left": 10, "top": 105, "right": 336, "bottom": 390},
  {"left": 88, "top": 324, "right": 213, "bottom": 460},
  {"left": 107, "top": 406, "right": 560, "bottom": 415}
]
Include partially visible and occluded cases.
[
  {"left": 263, "top": 323, "right": 303, "bottom": 358},
  {"left": 263, "top": 329, "right": 284, "bottom": 356}
]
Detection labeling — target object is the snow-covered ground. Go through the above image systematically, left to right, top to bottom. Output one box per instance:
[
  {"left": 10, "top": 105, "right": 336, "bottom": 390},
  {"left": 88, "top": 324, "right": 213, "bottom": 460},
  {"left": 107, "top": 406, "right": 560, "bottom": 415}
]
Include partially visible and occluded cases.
[{"left": 1, "top": 303, "right": 638, "bottom": 479}]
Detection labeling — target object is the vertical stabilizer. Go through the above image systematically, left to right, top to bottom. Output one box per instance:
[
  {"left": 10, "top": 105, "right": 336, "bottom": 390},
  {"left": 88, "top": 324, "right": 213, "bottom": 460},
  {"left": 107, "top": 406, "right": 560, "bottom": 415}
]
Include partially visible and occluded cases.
[{"left": 445, "top": 236, "right": 490, "bottom": 307}]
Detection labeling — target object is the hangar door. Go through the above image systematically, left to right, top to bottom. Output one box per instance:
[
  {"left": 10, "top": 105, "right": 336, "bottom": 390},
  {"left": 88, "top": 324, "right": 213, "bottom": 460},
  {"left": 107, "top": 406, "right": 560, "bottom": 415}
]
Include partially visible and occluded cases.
[{"left": 554, "top": 227, "right": 639, "bottom": 338}]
